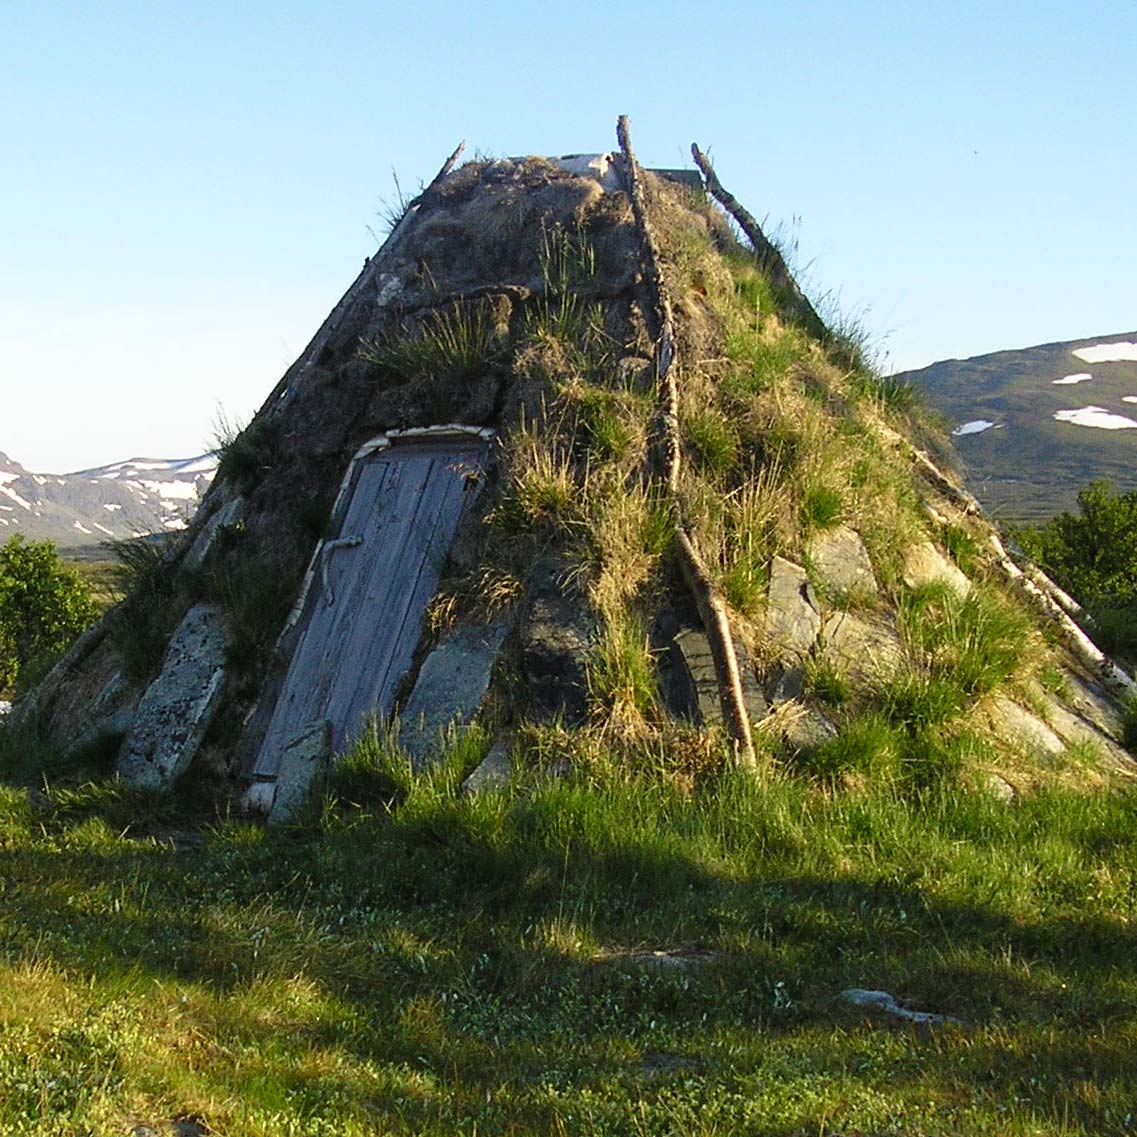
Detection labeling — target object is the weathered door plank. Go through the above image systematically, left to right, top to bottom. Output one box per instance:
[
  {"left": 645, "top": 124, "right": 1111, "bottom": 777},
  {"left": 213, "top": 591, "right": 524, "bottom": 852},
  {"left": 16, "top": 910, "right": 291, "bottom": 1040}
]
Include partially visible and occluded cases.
[{"left": 253, "top": 438, "right": 489, "bottom": 779}]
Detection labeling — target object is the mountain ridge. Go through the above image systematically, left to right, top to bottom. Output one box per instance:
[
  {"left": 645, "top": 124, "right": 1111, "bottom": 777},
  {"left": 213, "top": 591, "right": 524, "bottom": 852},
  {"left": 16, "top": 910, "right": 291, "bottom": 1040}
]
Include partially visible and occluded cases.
[
  {"left": 897, "top": 330, "right": 1137, "bottom": 523},
  {"left": 0, "top": 450, "right": 217, "bottom": 550}
]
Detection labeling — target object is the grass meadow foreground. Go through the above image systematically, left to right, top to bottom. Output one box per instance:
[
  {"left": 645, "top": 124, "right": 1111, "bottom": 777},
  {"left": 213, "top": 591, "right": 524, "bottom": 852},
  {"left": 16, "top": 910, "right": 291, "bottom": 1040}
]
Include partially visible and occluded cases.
[{"left": 0, "top": 728, "right": 1135, "bottom": 1136}]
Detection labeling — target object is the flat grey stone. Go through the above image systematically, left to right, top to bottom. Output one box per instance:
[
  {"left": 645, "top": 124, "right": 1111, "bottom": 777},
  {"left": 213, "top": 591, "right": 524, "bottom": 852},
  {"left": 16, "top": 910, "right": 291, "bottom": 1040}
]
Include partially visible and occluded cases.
[
  {"left": 183, "top": 497, "right": 244, "bottom": 572},
  {"left": 807, "top": 525, "right": 878, "bottom": 601},
  {"left": 903, "top": 541, "right": 970, "bottom": 598},
  {"left": 766, "top": 556, "right": 821, "bottom": 661},
  {"left": 521, "top": 560, "right": 591, "bottom": 723},
  {"left": 116, "top": 604, "right": 228, "bottom": 789},
  {"left": 820, "top": 610, "right": 906, "bottom": 688},
  {"left": 400, "top": 621, "right": 508, "bottom": 770},
  {"left": 672, "top": 628, "right": 767, "bottom": 727},
  {"left": 771, "top": 666, "right": 805, "bottom": 706},
  {"left": 64, "top": 670, "right": 138, "bottom": 759},
  {"left": 989, "top": 695, "right": 1065, "bottom": 761},
  {"left": 779, "top": 701, "right": 838, "bottom": 755},
  {"left": 268, "top": 720, "right": 331, "bottom": 823},
  {"left": 461, "top": 742, "right": 513, "bottom": 794},
  {"left": 982, "top": 772, "right": 1016, "bottom": 802},
  {"left": 840, "top": 988, "right": 964, "bottom": 1027}
]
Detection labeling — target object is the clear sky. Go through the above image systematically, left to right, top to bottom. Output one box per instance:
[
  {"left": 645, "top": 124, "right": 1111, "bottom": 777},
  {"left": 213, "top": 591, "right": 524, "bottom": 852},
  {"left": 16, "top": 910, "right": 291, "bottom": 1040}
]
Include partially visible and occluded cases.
[{"left": 3, "top": 1, "right": 1134, "bottom": 472}]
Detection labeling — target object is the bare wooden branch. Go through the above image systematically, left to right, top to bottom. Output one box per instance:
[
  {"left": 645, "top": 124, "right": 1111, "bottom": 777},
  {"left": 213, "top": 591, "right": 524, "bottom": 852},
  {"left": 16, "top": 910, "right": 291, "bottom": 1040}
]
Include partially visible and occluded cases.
[
  {"left": 616, "top": 115, "right": 679, "bottom": 487},
  {"left": 617, "top": 115, "right": 756, "bottom": 766},
  {"left": 413, "top": 140, "right": 467, "bottom": 206},
  {"left": 690, "top": 143, "right": 827, "bottom": 341},
  {"left": 876, "top": 415, "right": 1133, "bottom": 698},
  {"left": 677, "top": 529, "right": 758, "bottom": 765},
  {"left": 989, "top": 533, "right": 1136, "bottom": 697}
]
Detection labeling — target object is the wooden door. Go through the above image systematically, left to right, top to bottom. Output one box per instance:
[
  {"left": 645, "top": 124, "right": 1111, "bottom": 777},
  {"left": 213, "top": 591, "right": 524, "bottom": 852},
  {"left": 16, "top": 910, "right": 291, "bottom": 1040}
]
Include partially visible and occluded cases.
[{"left": 253, "top": 435, "right": 490, "bottom": 780}]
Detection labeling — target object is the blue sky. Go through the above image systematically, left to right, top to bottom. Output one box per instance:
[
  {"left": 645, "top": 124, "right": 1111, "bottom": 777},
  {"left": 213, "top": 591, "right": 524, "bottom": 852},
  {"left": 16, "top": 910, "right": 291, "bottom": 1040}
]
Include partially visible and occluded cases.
[{"left": 3, "top": 1, "right": 1134, "bottom": 471}]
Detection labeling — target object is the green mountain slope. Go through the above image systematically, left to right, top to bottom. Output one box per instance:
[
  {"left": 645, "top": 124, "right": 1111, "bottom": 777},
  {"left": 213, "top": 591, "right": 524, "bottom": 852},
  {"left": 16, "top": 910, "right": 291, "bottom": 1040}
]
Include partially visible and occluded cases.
[{"left": 898, "top": 334, "right": 1137, "bottom": 522}]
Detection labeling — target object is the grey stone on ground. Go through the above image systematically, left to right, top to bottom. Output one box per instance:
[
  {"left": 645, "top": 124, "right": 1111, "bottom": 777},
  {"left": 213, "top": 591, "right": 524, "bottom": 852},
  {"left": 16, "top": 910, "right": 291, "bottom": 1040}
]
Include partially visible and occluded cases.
[
  {"left": 183, "top": 497, "right": 244, "bottom": 572},
  {"left": 806, "top": 525, "right": 878, "bottom": 600},
  {"left": 903, "top": 541, "right": 971, "bottom": 598},
  {"left": 765, "top": 556, "right": 821, "bottom": 661},
  {"left": 520, "top": 561, "right": 592, "bottom": 723},
  {"left": 116, "top": 604, "right": 228, "bottom": 789},
  {"left": 820, "top": 610, "right": 906, "bottom": 688},
  {"left": 400, "top": 621, "right": 508, "bottom": 770},
  {"left": 671, "top": 628, "right": 768, "bottom": 727},
  {"left": 770, "top": 666, "right": 805, "bottom": 706},
  {"left": 988, "top": 695, "right": 1065, "bottom": 761},
  {"left": 777, "top": 700, "right": 838, "bottom": 755},
  {"left": 268, "top": 720, "right": 332, "bottom": 823},
  {"left": 462, "top": 742, "right": 513, "bottom": 794},
  {"left": 982, "top": 771, "right": 1017, "bottom": 803},
  {"left": 840, "top": 988, "right": 965, "bottom": 1027}
]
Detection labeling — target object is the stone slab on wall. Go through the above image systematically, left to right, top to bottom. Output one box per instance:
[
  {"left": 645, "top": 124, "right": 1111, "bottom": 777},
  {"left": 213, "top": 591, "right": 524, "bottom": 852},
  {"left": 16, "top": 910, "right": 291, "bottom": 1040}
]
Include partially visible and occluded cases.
[
  {"left": 116, "top": 604, "right": 228, "bottom": 789},
  {"left": 400, "top": 621, "right": 509, "bottom": 770},
  {"left": 671, "top": 628, "right": 767, "bottom": 727}
]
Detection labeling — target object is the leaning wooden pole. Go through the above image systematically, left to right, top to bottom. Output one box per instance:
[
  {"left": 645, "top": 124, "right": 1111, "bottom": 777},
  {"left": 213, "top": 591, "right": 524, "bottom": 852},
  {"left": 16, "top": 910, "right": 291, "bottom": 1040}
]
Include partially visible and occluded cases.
[
  {"left": 617, "top": 116, "right": 756, "bottom": 766},
  {"left": 690, "top": 143, "right": 828, "bottom": 343},
  {"left": 876, "top": 420, "right": 1136, "bottom": 698}
]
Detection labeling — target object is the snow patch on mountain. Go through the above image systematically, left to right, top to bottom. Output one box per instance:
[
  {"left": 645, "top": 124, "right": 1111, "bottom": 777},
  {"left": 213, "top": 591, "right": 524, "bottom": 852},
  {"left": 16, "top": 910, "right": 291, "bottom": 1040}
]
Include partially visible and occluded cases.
[
  {"left": 1072, "top": 342, "right": 1137, "bottom": 363},
  {"left": 1052, "top": 373, "right": 1092, "bottom": 385},
  {"left": 1053, "top": 406, "right": 1137, "bottom": 430},
  {"left": 0, "top": 450, "right": 218, "bottom": 547}
]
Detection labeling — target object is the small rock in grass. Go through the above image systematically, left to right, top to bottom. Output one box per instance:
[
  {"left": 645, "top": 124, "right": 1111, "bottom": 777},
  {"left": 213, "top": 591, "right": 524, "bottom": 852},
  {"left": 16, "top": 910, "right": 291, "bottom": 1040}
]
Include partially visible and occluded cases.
[{"left": 840, "top": 987, "right": 965, "bottom": 1027}]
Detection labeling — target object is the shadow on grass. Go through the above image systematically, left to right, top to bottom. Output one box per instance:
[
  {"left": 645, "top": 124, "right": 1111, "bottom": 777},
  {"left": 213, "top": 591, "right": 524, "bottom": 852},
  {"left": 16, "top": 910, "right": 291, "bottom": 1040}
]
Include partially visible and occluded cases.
[{"left": 1, "top": 762, "right": 1135, "bottom": 1134}]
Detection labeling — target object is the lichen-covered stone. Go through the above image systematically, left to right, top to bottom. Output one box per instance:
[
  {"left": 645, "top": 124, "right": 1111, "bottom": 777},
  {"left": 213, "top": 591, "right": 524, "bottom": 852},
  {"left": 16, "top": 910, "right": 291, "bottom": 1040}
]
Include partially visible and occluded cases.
[
  {"left": 183, "top": 497, "right": 244, "bottom": 572},
  {"left": 807, "top": 526, "right": 878, "bottom": 600},
  {"left": 903, "top": 541, "right": 970, "bottom": 598},
  {"left": 766, "top": 556, "right": 821, "bottom": 661},
  {"left": 520, "top": 561, "right": 591, "bottom": 724},
  {"left": 116, "top": 604, "right": 228, "bottom": 789},
  {"left": 820, "top": 611, "right": 906, "bottom": 688},
  {"left": 400, "top": 622, "right": 509, "bottom": 770},
  {"left": 668, "top": 627, "right": 768, "bottom": 727},
  {"left": 1041, "top": 690, "right": 1136, "bottom": 774},
  {"left": 988, "top": 695, "right": 1065, "bottom": 761},
  {"left": 775, "top": 700, "right": 838, "bottom": 755},
  {"left": 268, "top": 720, "right": 332, "bottom": 823},
  {"left": 462, "top": 742, "right": 513, "bottom": 794}
]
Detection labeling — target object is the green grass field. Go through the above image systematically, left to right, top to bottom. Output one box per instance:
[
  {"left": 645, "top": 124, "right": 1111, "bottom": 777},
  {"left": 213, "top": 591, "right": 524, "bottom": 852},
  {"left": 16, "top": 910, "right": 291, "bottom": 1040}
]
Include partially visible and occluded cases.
[{"left": 1, "top": 729, "right": 1134, "bottom": 1136}]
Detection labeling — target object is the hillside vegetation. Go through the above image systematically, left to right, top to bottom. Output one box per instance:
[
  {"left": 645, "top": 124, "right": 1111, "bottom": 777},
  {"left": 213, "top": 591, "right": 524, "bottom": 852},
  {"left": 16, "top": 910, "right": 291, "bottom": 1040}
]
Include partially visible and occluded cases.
[{"left": 2, "top": 151, "right": 1135, "bottom": 1135}]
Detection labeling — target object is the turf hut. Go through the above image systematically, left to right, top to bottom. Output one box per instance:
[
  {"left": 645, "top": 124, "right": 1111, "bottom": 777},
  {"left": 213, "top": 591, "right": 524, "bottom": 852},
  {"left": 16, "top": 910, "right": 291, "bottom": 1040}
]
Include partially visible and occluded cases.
[{"left": 14, "top": 119, "right": 1136, "bottom": 817}]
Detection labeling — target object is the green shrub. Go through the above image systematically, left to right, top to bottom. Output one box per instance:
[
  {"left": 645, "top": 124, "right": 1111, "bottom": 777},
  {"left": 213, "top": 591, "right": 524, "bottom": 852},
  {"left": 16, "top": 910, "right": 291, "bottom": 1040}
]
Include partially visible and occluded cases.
[
  {"left": 360, "top": 300, "right": 506, "bottom": 385},
  {"left": 1016, "top": 480, "right": 1137, "bottom": 662},
  {"left": 0, "top": 536, "right": 97, "bottom": 694}
]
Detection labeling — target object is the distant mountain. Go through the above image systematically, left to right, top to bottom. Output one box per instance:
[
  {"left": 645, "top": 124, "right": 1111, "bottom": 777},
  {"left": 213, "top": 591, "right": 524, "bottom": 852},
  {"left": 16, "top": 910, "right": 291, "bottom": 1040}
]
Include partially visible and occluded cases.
[
  {"left": 898, "top": 333, "right": 1137, "bottom": 523},
  {"left": 0, "top": 452, "right": 217, "bottom": 551}
]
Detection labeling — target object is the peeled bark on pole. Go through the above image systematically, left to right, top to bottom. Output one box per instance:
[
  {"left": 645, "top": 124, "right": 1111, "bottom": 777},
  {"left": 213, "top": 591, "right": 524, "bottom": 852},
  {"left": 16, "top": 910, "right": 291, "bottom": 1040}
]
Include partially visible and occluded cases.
[
  {"left": 617, "top": 115, "right": 756, "bottom": 766},
  {"left": 691, "top": 143, "right": 827, "bottom": 342},
  {"left": 676, "top": 529, "right": 759, "bottom": 763},
  {"left": 989, "top": 533, "right": 1136, "bottom": 698}
]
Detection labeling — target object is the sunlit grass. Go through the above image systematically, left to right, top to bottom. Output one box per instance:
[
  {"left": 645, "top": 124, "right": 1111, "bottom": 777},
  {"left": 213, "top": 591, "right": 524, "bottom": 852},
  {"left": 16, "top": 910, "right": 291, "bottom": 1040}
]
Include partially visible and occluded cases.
[{"left": 1, "top": 719, "right": 1136, "bottom": 1134}]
